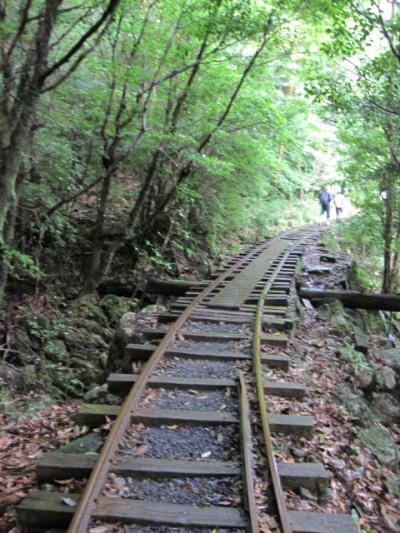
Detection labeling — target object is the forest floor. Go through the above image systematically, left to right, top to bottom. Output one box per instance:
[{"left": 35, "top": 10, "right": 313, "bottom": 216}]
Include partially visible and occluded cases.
[
  {"left": 1, "top": 233, "right": 400, "bottom": 532},
  {"left": 278, "top": 242, "right": 400, "bottom": 532}
]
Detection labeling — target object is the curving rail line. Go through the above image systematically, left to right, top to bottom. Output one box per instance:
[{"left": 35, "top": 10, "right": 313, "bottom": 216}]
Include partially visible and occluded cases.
[{"left": 17, "top": 225, "right": 357, "bottom": 533}]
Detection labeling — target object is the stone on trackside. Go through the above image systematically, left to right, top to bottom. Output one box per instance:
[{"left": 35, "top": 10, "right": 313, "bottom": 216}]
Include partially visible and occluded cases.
[{"left": 357, "top": 426, "right": 399, "bottom": 471}]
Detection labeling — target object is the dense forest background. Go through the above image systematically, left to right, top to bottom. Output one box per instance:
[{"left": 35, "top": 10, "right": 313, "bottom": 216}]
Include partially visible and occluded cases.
[{"left": 0, "top": 1, "right": 399, "bottom": 376}]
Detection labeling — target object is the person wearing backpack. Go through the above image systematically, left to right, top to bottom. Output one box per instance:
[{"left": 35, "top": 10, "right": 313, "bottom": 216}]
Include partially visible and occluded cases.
[
  {"left": 319, "top": 186, "right": 332, "bottom": 222},
  {"left": 334, "top": 190, "right": 345, "bottom": 220}
]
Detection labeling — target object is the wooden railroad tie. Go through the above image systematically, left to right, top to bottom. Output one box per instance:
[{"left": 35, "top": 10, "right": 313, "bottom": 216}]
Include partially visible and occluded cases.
[
  {"left": 140, "top": 328, "right": 289, "bottom": 347},
  {"left": 124, "top": 343, "right": 290, "bottom": 368},
  {"left": 107, "top": 373, "right": 306, "bottom": 399},
  {"left": 76, "top": 405, "right": 314, "bottom": 436},
  {"left": 37, "top": 453, "right": 327, "bottom": 491},
  {"left": 36, "top": 454, "right": 241, "bottom": 482},
  {"left": 17, "top": 491, "right": 355, "bottom": 531},
  {"left": 17, "top": 491, "right": 247, "bottom": 529}
]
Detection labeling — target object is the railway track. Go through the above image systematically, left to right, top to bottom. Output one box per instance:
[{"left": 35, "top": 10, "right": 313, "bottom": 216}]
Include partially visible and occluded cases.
[{"left": 17, "top": 226, "right": 357, "bottom": 532}]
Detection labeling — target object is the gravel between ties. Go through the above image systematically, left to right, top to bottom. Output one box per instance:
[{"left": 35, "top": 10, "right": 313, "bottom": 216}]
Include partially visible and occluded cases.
[
  {"left": 184, "top": 321, "right": 245, "bottom": 333},
  {"left": 154, "top": 357, "right": 246, "bottom": 378},
  {"left": 141, "top": 387, "right": 237, "bottom": 413},
  {"left": 118, "top": 423, "right": 240, "bottom": 461},
  {"left": 104, "top": 474, "right": 243, "bottom": 506}
]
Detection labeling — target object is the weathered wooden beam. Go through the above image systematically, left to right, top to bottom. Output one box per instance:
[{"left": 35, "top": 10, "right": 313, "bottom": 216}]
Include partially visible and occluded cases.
[
  {"left": 146, "top": 278, "right": 202, "bottom": 296},
  {"left": 299, "top": 288, "right": 400, "bottom": 311},
  {"left": 140, "top": 327, "right": 288, "bottom": 347},
  {"left": 125, "top": 342, "right": 288, "bottom": 364},
  {"left": 107, "top": 373, "right": 236, "bottom": 392},
  {"left": 264, "top": 381, "right": 306, "bottom": 399},
  {"left": 77, "top": 405, "right": 238, "bottom": 427},
  {"left": 269, "top": 414, "right": 313, "bottom": 436},
  {"left": 37, "top": 453, "right": 240, "bottom": 482},
  {"left": 278, "top": 462, "right": 327, "bottom": 490},
  {"left": 17, "top": 491, "right": 247, "bottom": 529},
  {"left": 288, "top": 510, "right": 357, "bottom": 532}
]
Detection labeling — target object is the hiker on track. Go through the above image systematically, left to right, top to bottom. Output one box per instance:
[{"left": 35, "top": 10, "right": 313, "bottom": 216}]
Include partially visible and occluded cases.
[
  {"left": 319, "top": 186, "right": 331, "bottom": 222},
  {"left": 334, "top": 190, "right": 345, "bottom": 220}
]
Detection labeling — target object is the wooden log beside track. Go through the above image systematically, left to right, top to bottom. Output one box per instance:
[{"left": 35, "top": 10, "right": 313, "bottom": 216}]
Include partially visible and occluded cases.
[
  {"left": 146, "top": 278, "right": 203, "bottom": 295},
  {"left": 299, "top": 287, "right": 400, "bottom": 311}
]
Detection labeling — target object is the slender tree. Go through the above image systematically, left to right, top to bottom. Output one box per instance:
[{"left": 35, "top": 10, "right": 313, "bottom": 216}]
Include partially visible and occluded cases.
[{"left": 0, "top": 0, "right": 122, "bottom": 301}]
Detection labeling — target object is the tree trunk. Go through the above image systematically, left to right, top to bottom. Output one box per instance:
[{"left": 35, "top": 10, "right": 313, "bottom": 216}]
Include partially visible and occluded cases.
[
  {"left": 0, "top": 115, "right": 33, "bottom": 300},
  {"left": 85, "top": 167, "right": 114, "bottom": 290},
  {"left": 382, "top": 175, "right": 394, "bottom": 293},
  {"left": 299, "top": 287, "right": 400, "bottom": 311}
]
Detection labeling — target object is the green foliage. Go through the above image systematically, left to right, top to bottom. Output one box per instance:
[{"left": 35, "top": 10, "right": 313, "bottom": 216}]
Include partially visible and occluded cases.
[
  {"left": 4, "top": 0, "right": 398, "bottom": 296},
  {"left": 306, "top": 4, "right": 400, "bottom": 291},
  {"left": 326, "top": 215, "right": 384, "bottom": 292},
  {"left": 139, "top": 242, "right": 175, "bottom": 274},
  {"left": 5, "top": 248, "right": 43, "bottom": 281},
  {"left": 101, "top": 295, "right": 138, "bottom": 325},
  {"left": 23, "top": 312, "right": 66, "bottom": 343},
  {"left": 340, "top": 344, "right": 373, "bottom": 372}
]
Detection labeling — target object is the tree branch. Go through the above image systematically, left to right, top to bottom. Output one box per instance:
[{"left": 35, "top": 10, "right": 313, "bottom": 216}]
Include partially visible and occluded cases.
[
  {"left": 6, "top": 0, "right": 33, "bottom": 60},
  {"left": 40, "top": 0, "right": 121, "bottom": 83},
  {"left": 41, "top": 20, "right": 112, "bottom": 93},
  {"left": 45, "top": 174, "right": 107, "bottom": 218}
]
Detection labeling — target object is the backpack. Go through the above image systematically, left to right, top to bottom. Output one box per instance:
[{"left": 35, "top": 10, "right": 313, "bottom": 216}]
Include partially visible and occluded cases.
[{"left": 319, "top": 189, "right": 330, "bottom": 205}]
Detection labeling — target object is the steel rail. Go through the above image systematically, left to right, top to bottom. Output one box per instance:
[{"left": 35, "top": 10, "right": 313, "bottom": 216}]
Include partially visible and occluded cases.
[
  {"left": 252, "top": 230, "right": 320, "bottom": 533},
  {"left": 67, "top": 240, "right": 273, "bottom": 533},
  {"left": 253, "top": 248, "right": 294, "bottom": 533},
  {"left": 238, "top": 370, "right": 259, "bottom": 532}
]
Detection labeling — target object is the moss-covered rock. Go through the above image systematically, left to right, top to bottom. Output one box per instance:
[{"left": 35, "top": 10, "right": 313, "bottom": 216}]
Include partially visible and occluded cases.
[
  {"left": 68, "top": 294, "right": 109, "bottom": 327},
  {"left": 101, "top": 295, "right": 137, "bottom": 325},
  {"left": 317, "top": 300, "right": 353, "bottom": 334},
  {"left": 87, "top": 304, "right": 109, "bottom": 327},
  {"left": 108, "top": 311, "right": 141, "bottom": 372},
  {"left": 330, "top": 313, "right": 352, "bottom": 334},
  {"left": 70, "top": 318, "right": 108, "bottom": 336},
  {"left": 9, "top": 328, "right": 34, "bottom": 364},
  {"left": 63, "top": 328, "right": 107, "bottom": 351},
  {"left": 43, "top": 338, "right": 68, "bottom": 362},
  {"left": 380, "top": 348, "right": 400, "bottom": 371},
  {"left": 68, "top": 358, "right": 100, "bottom": 383},
  {"left": 0, "top": 363, "right": 25, "bottom": 389},
  {"left": 19, "top": 365, "right": 37, "bottom": 389},
  {"left": 375, "top": 367, "right": 397, "bottom": 391},
  {"left": 355, "top": 368, "right": 374, "bottom": 390},
  {"left": 51, "top": 370, "right": 85, "bottom": 397},
  {"left": 335, "top": 383, "right": 375, "bottom": 424},
  {"left": 83, "top": 384, "right": 121, "bottom": 405},
  {"left": 370, "top": 393, "right": 400, "bottom": 424},
  {"left": 358, "top": 426, "right": 399, "bottom": 471},
  {"left": 59, "top": 432, "right": 104, "bottom": 454},
  {"left": 385, "top": 472, "right": 400, "bottom": 498}
]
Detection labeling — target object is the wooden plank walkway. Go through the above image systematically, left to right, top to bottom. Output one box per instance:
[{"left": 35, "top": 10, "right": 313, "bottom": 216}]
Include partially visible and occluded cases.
[{"left": 207, "top": 240, "right": 289, "bottom": 307}]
